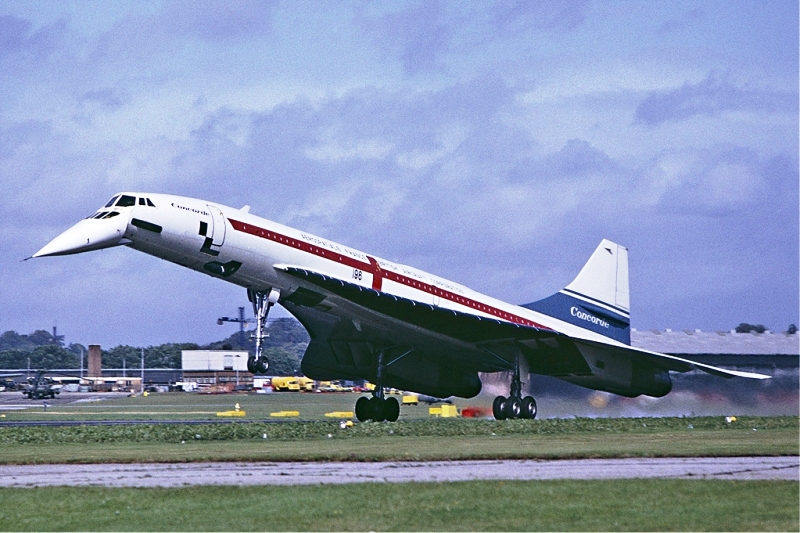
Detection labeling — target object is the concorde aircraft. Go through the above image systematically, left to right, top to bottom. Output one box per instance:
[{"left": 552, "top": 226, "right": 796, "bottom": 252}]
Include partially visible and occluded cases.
[{"left": 33, "top": 193, "right": 769, "bottom": 421}]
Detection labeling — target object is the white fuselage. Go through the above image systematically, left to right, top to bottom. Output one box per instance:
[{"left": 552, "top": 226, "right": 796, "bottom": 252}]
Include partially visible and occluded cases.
[{"left": 35, "top": 192, "right": 626, "bottom": 347}]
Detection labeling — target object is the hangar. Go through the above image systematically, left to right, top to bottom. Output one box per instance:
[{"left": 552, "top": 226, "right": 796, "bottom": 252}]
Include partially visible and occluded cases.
[{"left": 181, "top": 350, "right": 251, "bottom": 390}]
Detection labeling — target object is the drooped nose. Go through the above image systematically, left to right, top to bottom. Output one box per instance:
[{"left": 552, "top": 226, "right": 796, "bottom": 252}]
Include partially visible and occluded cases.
[{"left": 33, "top": 214, "right": 129, "bottom": 257}]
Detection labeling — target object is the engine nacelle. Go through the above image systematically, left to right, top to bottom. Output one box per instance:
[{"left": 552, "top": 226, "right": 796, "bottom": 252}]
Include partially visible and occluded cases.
[
  {"left": 301, "top": 340, "right": 482, "bottom": 398},
  {"left": 565, "top": 342, "right": 674, "bottom": 398},
  {"left": 626, "top": 362, "right": 673, "bottom": 397}
]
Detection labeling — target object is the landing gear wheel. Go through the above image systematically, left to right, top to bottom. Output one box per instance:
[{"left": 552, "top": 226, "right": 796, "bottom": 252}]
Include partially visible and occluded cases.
[
  {"left": 247, "top": 356, "right": 256, "bottom": 374},
  {"left": 256, "top": 358, "right": 268, "bottom": 374},
  {"left": 355, "top": 396, "right": 370, "bottom": 422},
  {"left": 493, "top": 396, "right": 507, "bottom": 420},
  {"left": 504, "top": 396, "right": 522, "bottom": 419},
  {"left": 521, "top": 396, "right": 537, "bottom": 419},
  {"left": 369, "top": 397, "right": 386, "bottom": 422},
  {"left": 384, "top": 397, "right": 400, "bottom": 422}
]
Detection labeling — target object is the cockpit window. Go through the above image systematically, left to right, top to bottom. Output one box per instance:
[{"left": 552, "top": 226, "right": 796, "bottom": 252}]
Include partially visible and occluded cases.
[
  {"left": 104, "top": 195, "right": 120, "bottom": 208},
  {"left": 115, "top": 195, "right": 137, "bottom": 207},
  {"left": 146, "top": 198, "right": 156, "bottom": 207},
  {"left": 87, "top": 210, "right": 121, "bottom": 220}
]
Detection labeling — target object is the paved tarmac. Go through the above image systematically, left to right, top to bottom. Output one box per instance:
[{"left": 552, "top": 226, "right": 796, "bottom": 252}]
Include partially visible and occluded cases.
[{"left": 0, "top": 457, "right": 796, "bottom": 487}]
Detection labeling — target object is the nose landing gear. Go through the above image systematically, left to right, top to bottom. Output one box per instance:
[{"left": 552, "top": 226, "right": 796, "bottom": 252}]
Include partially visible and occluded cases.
[{"left": 246, "top": 288, "right": 280, "bottom": 375}]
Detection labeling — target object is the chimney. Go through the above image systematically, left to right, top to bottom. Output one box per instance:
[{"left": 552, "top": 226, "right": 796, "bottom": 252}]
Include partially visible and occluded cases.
[{"left": 88, "top": 345, "right": 102, "bottom": 377}]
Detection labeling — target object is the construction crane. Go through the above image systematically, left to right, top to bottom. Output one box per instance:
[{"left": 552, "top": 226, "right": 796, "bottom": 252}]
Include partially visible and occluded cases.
[{"left": 217, "top": 307, "right": 256, "bottom": 348}]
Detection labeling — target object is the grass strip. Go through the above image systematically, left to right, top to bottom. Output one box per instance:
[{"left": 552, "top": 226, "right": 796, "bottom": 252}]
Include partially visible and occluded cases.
[
  {"left": 1, "top": 416, "right": 796, "bottom": 444},
  {"left": 1, "top": 417, "right": 796, "bottom": 465},
  {"left": 0, "top": 480, "right": 797, "bottom": 531}
]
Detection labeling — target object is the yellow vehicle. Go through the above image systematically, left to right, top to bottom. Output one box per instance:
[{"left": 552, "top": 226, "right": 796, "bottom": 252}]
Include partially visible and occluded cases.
[
  {"left": 297, "top": 376, "right": 315, "bottom": 392},
  {"left": 270, "top": 377, "right": 300, "bottom": 392},
  {"left": 317, "top": 380, "right": 348, "bottom": 392},
  {"left": 402, "top": 395, "right": 419, "bottom": 405}
]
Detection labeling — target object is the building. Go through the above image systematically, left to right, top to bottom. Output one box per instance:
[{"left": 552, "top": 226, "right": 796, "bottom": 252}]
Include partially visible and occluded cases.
[
  {"left": 630, "top": 329, "right": 798, "bottom": 368},
  {"left": 181, "top": 350, "right": 252, "bottom": 389}
]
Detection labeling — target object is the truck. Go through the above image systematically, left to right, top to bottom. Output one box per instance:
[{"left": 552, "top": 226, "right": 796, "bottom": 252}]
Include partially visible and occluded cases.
[
  {"left": 296, "top": 376, "right": 315, "bottom": 392},
  {"left": 270, "top": 377, "right": 300, "bottom": 392}
]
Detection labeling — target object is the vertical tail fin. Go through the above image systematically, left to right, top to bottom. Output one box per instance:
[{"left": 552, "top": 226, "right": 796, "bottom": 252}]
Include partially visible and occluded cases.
[{"left": 522, "top": 239, "right": 631, "bottom": 344}]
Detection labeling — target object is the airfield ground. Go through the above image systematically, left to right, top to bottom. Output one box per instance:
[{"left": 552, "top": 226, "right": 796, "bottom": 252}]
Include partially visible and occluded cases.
[{"left": 0, "top": 391, "right": 797, "bottom": 531}]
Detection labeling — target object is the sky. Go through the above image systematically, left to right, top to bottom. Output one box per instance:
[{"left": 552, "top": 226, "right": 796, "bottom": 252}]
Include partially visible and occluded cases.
[{"left": 1, "top": 1, "right": 797, "bottom": 349}]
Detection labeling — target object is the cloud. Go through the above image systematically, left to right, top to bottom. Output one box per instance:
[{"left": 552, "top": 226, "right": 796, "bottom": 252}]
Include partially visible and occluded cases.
[
  {"left": 160, "top": 0, "right": 275, "bottom": 41},
  {"left": 490, "top": 0, "right": 589, "bottom": 32},
  {"left": 362, "top": 1, "right": 452, "bottom": 75},
  {"left": 1, "top": 2, "right": 796, "bottom": 345},
  {"left": 0, "top": 14, "right": 64, "bottom": 62},
  {"left": 635, "top": 74, "right": 797, "bottom": 126},
  {"left": 78, "top": 88, "right": 128, "bottom": 111},
  {"left": 640, "top": 145, "right": 778, "bottom": 216}
]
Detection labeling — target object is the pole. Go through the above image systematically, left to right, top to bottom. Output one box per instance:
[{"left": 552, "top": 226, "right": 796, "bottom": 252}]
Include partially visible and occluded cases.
[
  {"left": 238, "top": 307, "right": 245, "bottom": 348},
  {"left": 80, "top": 347, "right": 84, "bottom": 378},
  {"left": 141, "top": 348, "right": 145, "bottom": 393},
  {"left": 235, "top": 354, "right": 240, "bottom": 388}
]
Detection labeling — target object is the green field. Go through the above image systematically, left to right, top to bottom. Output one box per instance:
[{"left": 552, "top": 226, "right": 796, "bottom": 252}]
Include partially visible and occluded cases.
[
  {"left": 2, "top": 390, "right": 468, "bottom": 422},
  {"left": 0, "top": 392, "right": 797, "bottom": 464},
  {"left": 1, "top": 393, "right": 797, "bottom": 531},
  {"left": 1, "top": 415, "right": 797, "bottom": 465},
  {"left": 0, "top": 480, "right": 797, "bottom": 531}
]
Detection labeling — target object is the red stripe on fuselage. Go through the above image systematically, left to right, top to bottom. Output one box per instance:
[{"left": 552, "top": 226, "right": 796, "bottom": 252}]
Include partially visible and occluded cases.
[{"left": 228, "top": 218, "right": 550, "bottom": 330}]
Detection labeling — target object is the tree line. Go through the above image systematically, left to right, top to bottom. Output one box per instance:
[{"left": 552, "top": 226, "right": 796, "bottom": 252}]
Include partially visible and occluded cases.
[
  {"left": 0, "top": 319, "right": 309, "bottom": 375},
  {"left": 2, "top": 320, "right": 794, "bottom": 374}
]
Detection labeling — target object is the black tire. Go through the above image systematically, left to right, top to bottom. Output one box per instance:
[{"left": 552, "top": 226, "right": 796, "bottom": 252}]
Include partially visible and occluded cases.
[
  {"left": 247, "top": 356, "right": 257, "bottom": 374},
  {"left": 256, "top": 358, "right": 269, "bottom": 374},
  {"left": 355, "top": 396, "right": 370, "bottom": 422},
  {"left": 492, "top": 396, "right": 507, "bottom": 420},
  {"left": 504, "top": 396, "right": 522, "bottom": 419},
  {"left": 521, "top": 396, "right": 537, "bottom": 419},
  {"left": 369, "top": 397, "right": 386, "bottom": 422},
  {"left": 384, "top": 397, "right": 400, "bottom": 422}
]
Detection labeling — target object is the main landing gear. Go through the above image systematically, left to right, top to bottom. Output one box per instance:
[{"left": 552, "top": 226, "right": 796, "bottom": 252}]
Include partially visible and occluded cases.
[
  {"left": 246, "top": 288, "right": 280, "bottom": 375},
  {"left": 354, "top": 349, "right": 400, "bottom": 422},
  {"left": 492, "top": 350, "right": 537, "bottom": 420},
  {"left": 355, "top": 393, "right": 400, "bottom": 423}
]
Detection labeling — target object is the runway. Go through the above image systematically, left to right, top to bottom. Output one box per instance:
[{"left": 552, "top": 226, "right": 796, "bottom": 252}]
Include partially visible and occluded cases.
[{"left": 1, "top": 457, "right": 796, "bottom": 487}]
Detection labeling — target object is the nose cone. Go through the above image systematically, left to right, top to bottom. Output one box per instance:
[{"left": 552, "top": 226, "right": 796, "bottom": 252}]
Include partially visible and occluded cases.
[{"left": 33, "top": 215, "right": 129, "bottom": 258}]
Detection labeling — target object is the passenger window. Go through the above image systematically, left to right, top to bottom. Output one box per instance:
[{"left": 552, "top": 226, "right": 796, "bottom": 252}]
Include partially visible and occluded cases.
[
  {"left": 104, "top": 195, "right": 120, "bottom": 208},
  {"left": 115, "top": 195, "right": 136, "bottom": 207},
  {"left": 139, "top": 198, "right": 146, "bottom": 205}
]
